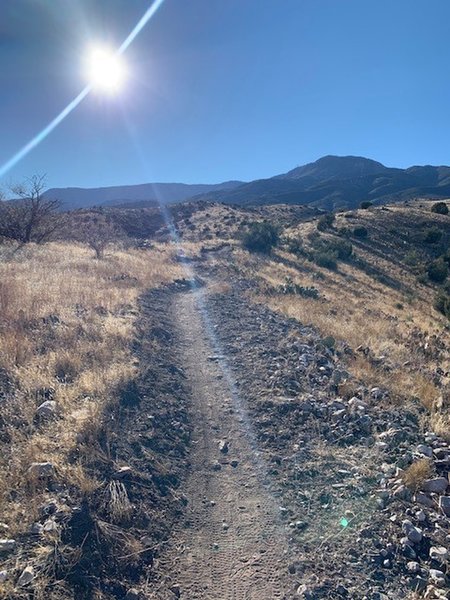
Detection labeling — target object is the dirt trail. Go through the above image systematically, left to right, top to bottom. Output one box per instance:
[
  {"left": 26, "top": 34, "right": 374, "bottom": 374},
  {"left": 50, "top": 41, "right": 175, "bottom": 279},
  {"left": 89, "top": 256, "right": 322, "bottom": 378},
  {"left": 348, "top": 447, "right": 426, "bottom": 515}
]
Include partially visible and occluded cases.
[{"left": 155, "top": 288, "right": 291, "bottom": 599}]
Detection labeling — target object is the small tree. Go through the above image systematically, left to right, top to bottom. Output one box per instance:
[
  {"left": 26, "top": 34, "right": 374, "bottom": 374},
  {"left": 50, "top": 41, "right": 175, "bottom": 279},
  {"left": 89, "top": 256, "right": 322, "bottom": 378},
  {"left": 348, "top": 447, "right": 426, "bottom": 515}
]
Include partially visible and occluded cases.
[
  {"left": 0, "top": 175, "right": 61, "bottom": 244},
  {"left": 360, "top": 201, "right": 373, "bottom": 209},
  {"left": 431, "top": 202, "right": 449, "bottom": 215},
  {"left": 317, "top": 213, "right": 335, "bottom": 231},
  {"left": 75, "top": 215, "right": 121, "bottom": 259},
  {"left": 242, "top": 221, "right": 279, "bottom": 254},
  {"left": 427, "top": 259, "right": 448, "bottom": 283}
]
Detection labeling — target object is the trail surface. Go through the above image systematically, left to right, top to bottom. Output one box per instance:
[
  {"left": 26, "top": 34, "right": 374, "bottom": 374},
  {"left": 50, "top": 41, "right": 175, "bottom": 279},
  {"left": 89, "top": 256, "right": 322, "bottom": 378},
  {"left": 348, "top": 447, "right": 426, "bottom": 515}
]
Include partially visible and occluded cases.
[{"left": 156, "top": 288, "right": 290, "bottom": 599}]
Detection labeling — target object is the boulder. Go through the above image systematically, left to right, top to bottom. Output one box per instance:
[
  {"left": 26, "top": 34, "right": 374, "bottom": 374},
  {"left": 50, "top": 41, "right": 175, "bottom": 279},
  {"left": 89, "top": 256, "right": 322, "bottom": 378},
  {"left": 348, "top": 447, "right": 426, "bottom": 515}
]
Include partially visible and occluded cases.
[{"left": 429, "top": 546, "right": 448, "bottom": 562}]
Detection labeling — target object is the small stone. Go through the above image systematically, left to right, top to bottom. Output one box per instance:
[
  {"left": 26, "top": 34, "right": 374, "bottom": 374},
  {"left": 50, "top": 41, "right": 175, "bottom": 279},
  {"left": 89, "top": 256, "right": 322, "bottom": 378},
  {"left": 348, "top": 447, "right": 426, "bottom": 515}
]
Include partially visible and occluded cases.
[
  {"left": 35, "top": 400, "right": 57, "bottom": 419},
  {"left": 218, "top": 440, "right": 229, "bottom": 454},
  {"left": 416, "top": 444, "right": 433, "bottom": 458},
  {"left": 230, "top": 460, "right": 239, "bottom": 468},
  {"left": 27, "top": 462, "right": 54, "bottom": 478},
  {"left": 212, "top": 462, "right": 222, "bottom": 471},
  {"left": 114, "top": 466, "right": 132, "bottom": 479},
  {"left": 422, "top": 478, "right": 448, "bottom": 494},
  {"left": 415, "top": 492, "right": 435, "bottom": 508},
  {"left": 439, "top": 495, "right": 450, "bottom": 516},
  {"left": 416, "top": 510, "right": 426, "bottom": 522},
  {"left": 43, "top": 519, "right": 58, "bottom": 532},
  {"left": 402, "top": 519, "right": 422, "bottom": 544},
  {"left": 222, "top": 522, "right": 229, "bottom": 531},
  {"left": 30, "top": 523, "right": 43, "bottom": 535},
  {"left": 0, "top": 539, "right": 16, "bottom": 553},
  {"left": 429, "top": 546, "right": 448, "bottom": 561},
  {"left": 382, "top": 559, "right": 390, "bottom": 568},
  {"left": 407, "top": 561, "right": 420, "bottom": 573},
  {"left": 17, "top": 566, "right": 34, "bottom": 587},
  {"left": 429, "top": 569, "right": 446, "bottom": 586},
  {"left": 0, "top": 570, "right": 7, "bottom": 583},
  {"left": 170, "top": 584, "right": 181, "bottom": 598},
  {"left": 125, "top": 589, "right": 140, "bottom": 600}
]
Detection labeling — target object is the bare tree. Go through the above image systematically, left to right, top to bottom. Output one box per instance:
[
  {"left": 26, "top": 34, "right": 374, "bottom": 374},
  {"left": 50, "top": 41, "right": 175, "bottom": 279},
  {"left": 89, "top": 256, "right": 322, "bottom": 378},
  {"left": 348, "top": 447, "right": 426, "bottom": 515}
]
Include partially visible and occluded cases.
[
  {"left": 0, "top": 175, "right": 61, "bottom": 244},
  {"left": 74, "top": 214, "right": 122, "bottom": 259}
]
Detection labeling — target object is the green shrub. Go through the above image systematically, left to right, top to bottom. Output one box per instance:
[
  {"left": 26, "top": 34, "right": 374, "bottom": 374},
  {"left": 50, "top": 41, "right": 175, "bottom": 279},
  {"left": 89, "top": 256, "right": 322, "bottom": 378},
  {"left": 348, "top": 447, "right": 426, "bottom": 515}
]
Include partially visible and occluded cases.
[
  {"left": 360, "top": 201, "right": 373, "bottom": 209},
  {"left": 431, "top": 202, "right": 449, "bottom": 215},
  {"left": 317, "top": 213, "right": 335, "bottom": 231},
  {"left": 242, "top": 221, "right": 279, "bottom": 254},
  {"left": 353, "top": 226, "right": 368, "bottom": 239},
  {"left": 423, "top": 228, "right": 443, "bottom": 244},
  {"left": 328, "top": 239, "right": 353, "bottom": 260},
  {"left": 314, "top": 252, "right": 338, "bottom": 270},
  {"left": 427, "top": 259, "right": 448, "bottom": 283},
  {"left": 277, "top": 277, "right": 319, "bottom": 298},
  {"left": 435, "top": 293, "right": 450, "bottom": 319}
]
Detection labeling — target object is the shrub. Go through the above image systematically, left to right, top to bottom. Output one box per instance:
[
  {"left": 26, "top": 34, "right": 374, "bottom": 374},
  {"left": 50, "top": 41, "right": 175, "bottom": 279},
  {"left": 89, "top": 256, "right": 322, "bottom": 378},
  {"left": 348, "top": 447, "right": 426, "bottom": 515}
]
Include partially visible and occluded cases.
[
  {"left": 360, "top": 201, "right": 373, "bottom": 209},
  {"left": 431, "top": 202, "right": 449, "bottom": 215},
  {"left": 317, "top": 213, "right": 336, "bottom": 231},
  {"left": 242, "top": 222, "right": 279, "bottom": 254},
  {"left": 353, "top": 226, "right": 368, "bottom": 239},
  {"left": 423, "top": 227, "right": 443, "bottom": 244},
  {"left": 286, "top": 237, "right": 304, "bottom": 256},
  {"left": 328, "top": 239, "right": 353, "bottom": 260},
  {"left": 314, "top": 252, "right": 338, "bottom": 270},
  {"left": 427, "top": 259, "right": 448, "bottom": 283},
  {"left": 277, "top": 277, "right": 319, "bottom": 298},
  {"left": 435, "top": 293, "right": 450, "bottom": 319},
  {"left": 403, "top": 459, "right": 432, "bottom": 492}
]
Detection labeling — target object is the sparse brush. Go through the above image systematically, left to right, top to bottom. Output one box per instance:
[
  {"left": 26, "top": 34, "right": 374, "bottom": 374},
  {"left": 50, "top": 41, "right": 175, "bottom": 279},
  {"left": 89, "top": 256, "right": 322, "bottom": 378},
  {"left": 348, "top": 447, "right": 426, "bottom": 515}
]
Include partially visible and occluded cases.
[
  {"left": 402, "top": 459, "right": 432, "bottom": 491},
  {"left": 107, "top": 480, "right": 133, "bottom": 523}
]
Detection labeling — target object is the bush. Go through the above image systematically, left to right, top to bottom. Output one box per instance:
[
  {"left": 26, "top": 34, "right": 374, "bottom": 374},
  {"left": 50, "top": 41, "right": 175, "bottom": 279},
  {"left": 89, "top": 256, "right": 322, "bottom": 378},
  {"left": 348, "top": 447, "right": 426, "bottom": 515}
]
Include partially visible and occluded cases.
[
  {"left": 360, "top": 201, "right": 373, "bottom": 209},
  {"left": 431, "top": 202, "right": 449, "bottom": 215},
  {"left": 317, "top": 213, "right": 335, "bottom": 231},
  {"left": 242, "top": 222, "right": 279, "bottom": 254},
  {"left": 353, "top": 226, "right": 368, "bottom": 239},
  {"left": 423, "top": 227, "right": 443, "bottom": 244},
  {"left": 286, "top": 237, "right": 304, "bottom": 256},
  {"left": 328, "top": 239, "right": 353, "bottom": 260},
  {"left": 314, "top": 252, "right": 338, "bottom": 270},
  {"left": 427, "top": 259, "right": 448, "bottom": 283},
  {"left": 277, "top": 277, "right": 319, "bottom": 298},
  {"left": 435, "top": 293, "right": 450, "bottom": 319}
]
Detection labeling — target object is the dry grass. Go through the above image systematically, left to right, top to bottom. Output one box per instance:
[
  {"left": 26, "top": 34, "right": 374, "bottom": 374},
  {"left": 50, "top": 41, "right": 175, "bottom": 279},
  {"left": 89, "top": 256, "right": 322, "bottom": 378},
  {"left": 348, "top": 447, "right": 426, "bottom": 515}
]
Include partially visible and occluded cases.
[
  {"left": 227, "top": 207, "right": 449, "bottom": 419},
  {"left": 0, "top": 241, "right": 183, "bottom": 544},
  {"left": 402, "top": 458, "right": 432, "bottom": 492}
]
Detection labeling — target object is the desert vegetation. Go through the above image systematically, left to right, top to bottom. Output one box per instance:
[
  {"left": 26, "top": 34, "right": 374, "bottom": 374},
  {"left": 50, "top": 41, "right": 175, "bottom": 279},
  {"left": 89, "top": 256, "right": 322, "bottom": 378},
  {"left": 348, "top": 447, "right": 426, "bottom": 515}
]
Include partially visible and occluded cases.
[{"left": 0, "top": 238, "right": 183, "bottom": 596}]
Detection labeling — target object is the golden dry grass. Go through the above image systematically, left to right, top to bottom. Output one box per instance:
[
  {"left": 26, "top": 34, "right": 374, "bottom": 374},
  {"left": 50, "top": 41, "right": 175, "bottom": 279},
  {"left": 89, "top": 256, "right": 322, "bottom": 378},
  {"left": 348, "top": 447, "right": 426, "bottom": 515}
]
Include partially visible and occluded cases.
[
  {"left": 229, "top": 209, "right": 449, "bottom": 415},
  {"left": 0, "top": 241, "right": 184, "bottom": 542},
  {"left": 402, "top": 458, "right": 432, "bottom": 491}
]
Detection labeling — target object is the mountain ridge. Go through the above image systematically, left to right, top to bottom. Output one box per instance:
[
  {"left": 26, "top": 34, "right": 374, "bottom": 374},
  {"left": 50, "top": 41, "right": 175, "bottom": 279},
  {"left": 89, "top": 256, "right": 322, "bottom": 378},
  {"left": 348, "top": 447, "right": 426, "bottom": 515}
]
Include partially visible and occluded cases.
[{"left": 43, "top": 156, "right": 450, "bottom": 211}]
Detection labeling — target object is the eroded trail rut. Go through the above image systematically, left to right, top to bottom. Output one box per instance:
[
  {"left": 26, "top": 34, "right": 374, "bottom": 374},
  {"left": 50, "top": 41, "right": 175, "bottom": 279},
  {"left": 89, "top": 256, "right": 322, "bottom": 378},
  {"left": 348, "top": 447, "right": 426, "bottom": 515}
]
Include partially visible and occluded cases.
[{"left": 156, "top": 289, "right": 290, "bottom": 599}]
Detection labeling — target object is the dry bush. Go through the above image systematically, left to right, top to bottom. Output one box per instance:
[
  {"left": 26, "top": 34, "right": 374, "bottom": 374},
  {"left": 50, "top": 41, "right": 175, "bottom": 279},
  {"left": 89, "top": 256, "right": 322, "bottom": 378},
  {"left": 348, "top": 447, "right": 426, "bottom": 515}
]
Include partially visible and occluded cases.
[{"left": 402, "top": 459, "right": 432, "bottom": 492}]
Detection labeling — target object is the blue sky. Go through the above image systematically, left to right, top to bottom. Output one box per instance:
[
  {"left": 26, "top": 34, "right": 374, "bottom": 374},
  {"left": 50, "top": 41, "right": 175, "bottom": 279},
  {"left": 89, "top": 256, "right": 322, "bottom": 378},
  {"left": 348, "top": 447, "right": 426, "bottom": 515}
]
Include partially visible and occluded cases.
[{"left": 1, "top": 0, "right": 449, "bottom": 188}]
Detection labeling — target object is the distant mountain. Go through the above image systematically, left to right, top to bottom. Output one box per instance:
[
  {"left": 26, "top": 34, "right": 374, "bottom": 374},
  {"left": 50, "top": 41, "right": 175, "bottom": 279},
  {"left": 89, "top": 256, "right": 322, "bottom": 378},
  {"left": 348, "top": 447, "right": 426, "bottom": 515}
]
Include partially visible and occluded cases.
[
  {"left": 44, "top": 156, "right": 450, "bottom": 212},
  {"left": 191, "top": 156, "right": 450, "bottom": 210},
  {"left": 44, "top": 180, "right": 244, "bottom": 210}
]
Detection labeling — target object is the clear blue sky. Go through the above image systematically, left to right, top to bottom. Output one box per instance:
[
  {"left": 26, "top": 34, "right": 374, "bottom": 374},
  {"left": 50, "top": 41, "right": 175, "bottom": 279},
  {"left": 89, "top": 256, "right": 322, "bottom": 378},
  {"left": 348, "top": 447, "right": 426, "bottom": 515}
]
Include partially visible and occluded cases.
[{"left": 1, "top": 0, "right": 449, "bottom": 188}]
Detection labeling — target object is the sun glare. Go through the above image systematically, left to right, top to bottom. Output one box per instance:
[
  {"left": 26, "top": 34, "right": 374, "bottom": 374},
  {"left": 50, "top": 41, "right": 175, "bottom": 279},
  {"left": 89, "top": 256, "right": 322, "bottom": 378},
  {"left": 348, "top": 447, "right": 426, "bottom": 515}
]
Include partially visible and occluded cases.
[{"left": 86, "top": 47, "right": 126, "bottom": 93}]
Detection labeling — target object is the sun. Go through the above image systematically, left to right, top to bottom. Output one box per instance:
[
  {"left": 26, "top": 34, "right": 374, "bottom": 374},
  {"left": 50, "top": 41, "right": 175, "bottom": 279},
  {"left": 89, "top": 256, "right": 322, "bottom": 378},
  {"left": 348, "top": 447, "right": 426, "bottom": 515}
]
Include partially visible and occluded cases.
[{"left": 86, "top": 47, "right": 126, "bottom": 93}]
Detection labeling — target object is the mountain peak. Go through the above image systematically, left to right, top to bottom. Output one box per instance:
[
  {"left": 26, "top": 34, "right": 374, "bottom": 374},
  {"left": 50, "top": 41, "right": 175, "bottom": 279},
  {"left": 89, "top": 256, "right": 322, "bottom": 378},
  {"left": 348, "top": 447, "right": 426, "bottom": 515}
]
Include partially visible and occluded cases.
[{"left": 283, "top": 155, "right": 387, "bottom": 181}]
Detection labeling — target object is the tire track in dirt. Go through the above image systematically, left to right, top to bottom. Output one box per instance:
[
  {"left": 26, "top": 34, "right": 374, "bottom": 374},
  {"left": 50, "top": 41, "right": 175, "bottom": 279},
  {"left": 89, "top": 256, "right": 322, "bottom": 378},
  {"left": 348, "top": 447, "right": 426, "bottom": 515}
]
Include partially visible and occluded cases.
[{"left": 155, "top": 288, "right": 291, "bottom": 599}]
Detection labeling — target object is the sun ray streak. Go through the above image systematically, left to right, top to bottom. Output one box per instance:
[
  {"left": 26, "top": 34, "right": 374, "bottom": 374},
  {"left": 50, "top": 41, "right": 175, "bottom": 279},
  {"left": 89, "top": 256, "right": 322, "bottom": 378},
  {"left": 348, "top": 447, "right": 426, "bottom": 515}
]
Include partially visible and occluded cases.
[{"left": 0, "top": 0, "right": 166, "bottom": 181}]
